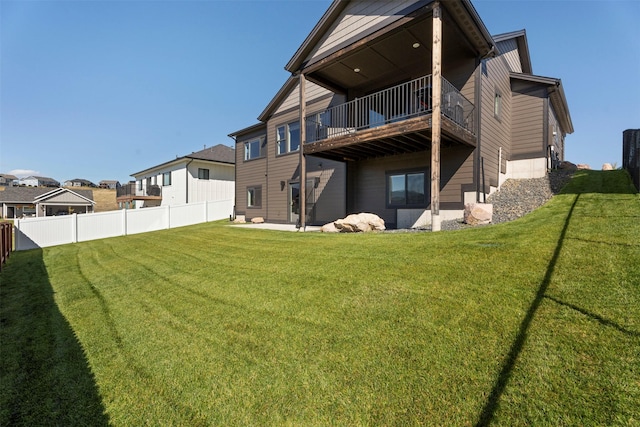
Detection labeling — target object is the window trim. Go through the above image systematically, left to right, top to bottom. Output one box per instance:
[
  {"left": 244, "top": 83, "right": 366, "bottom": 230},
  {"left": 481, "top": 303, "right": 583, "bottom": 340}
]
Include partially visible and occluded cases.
[
  {"left": 276, "top": 120, "right": 301, "bottom": 156},
  {"left": 243, "top": 136, "right": 266, "bottom": 161},
  {"left": 198, "top": 168, "right": 210, "bottom": 180},
  {"left": 385, "top": 169, "right": 428, "bottom": 208},
  {"left": 162, "top": 171, "right": 172, "bottom": 186},
  {"left": 247, "top": 185, "right": 262, "bottom": 208}
]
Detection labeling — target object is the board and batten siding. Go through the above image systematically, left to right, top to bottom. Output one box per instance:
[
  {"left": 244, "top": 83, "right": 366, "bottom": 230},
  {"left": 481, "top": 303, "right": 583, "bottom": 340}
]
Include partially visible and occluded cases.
[
  {"left": 304, "top": 0, "right": 419, "bottom": 66},
  {"left": 479, "top": 54, "right": 512, "bottom": 189},
  {"left": 511, "top": 82, "right": 546, "bottom": 160},
  {"left": 235, "top": 128, "right": 267, "bottom": 219},
  {"left": 187, "top": 160, "right": 234, "bottom": 204}
]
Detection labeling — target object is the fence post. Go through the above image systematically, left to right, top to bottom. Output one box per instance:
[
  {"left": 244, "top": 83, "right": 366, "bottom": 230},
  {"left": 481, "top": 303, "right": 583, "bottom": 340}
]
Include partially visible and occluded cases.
[
  {"left": 204, "top": 200, "right": 209, "bottom": 222},
  {"left": 166, "top": 205, "right": 171, "bottom": 229},
  {"left": 122, "top": 208, "right": 127, "bottom": 236},
  {"left": 71, "top": 213, "right": 78, "bottom": 243}
]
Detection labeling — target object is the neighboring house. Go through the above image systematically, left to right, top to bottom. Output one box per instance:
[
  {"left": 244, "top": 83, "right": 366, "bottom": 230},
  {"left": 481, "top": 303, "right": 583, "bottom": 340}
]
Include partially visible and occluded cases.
[
  {"left": 230, "top": 0, "right": 573, "bottom": 229},
  {"left": 118, "top": 144, "right": 235, "bottom": 208},
  {"left": 0, "top": 174, "right": 19, "bottom": 187},
  {"left": 19, "top": 176, "right": 60, "bottom": 188},
  {"left": 64, "top": 178, "right": 96, "bottom": 188},
  {"left": 99, "top": 180, "right": 121, "bottom": 189},
  {"left": 0, "top": 187, "right": 95, "bottom": 218}
]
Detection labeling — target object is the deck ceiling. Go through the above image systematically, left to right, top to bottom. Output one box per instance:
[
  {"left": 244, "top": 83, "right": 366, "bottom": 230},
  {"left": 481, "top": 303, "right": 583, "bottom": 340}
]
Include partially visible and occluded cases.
[
  {"left": 306, "top": 11, "right": 478, "bottom": 93},
  {"left": 304, "top": 115, "right": 476, "bottom": 162}
]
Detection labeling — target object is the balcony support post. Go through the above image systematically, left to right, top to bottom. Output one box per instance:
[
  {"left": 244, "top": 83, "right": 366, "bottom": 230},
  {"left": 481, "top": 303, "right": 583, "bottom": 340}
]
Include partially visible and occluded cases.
[
  {"left": 431, "top": 1, "right": 442, "bottom": 231},
  {"left": 299, "top": 73, "right": 307, "bottom": 230}
]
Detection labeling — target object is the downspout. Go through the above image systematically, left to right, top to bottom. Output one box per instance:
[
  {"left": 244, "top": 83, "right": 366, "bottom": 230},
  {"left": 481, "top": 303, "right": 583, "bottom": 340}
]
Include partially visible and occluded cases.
[{"left": 474, "top": 57, "right": 483, "bottom": 203}]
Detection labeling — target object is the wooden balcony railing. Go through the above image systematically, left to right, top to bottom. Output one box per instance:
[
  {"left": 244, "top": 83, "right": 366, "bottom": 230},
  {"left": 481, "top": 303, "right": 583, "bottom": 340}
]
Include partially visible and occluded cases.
[{"left": 305, "top": 75, "right": 474, "bottom": 144}]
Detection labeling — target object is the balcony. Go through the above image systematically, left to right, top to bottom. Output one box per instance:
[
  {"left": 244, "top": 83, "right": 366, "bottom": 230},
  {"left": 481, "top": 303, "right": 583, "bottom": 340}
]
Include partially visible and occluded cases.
[
  {"left": 304, "top": 75, "right": 476, "bottom": 161},
  {"left": 116, "top": 184, "right": 162, "bottom": 203}
]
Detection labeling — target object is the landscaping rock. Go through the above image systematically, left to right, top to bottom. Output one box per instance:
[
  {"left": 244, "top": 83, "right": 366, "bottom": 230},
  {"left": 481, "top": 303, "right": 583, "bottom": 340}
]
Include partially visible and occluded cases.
[
  {"left": 602, "top": 163, "right": 614, "bottom": 171},
  {"left": 577, "top": 164, "right": 591, "bottom": 170},
  {"left": 464, "top": 203, "right": 493, "bottom": 225},
  {"left": 329, "top": 212, "right": 386, "bottom": 232},
  {"left": 250, "top": 217, "right": 264, "bottom": 224},
  {"left": 321, "top": 222, "right": 339, "bottom": 233}
]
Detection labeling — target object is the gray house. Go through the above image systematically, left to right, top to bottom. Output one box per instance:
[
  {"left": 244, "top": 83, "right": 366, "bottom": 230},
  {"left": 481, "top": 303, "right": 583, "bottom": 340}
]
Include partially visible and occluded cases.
[
  {"left": 230, "top": 0, "right": 573, "bottom": 229},
  {"left": 0, "top": 187, "right": 95, "bottom": 218}
]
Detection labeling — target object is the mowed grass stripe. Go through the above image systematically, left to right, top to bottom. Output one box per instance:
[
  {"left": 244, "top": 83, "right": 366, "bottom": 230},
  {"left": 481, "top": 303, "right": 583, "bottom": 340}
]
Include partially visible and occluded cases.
[{"left": 1, "top": 170, "right": 638, "bottom": 426}]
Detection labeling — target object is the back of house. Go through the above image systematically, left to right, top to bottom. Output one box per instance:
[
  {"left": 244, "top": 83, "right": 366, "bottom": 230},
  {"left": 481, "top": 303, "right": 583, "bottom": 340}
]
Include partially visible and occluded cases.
[{"left": 230, "top": 0, "right": 573, "bottom": 229}]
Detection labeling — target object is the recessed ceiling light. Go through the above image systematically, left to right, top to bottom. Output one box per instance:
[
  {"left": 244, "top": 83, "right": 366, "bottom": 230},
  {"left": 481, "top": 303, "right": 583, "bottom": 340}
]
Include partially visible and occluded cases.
[
  {"left": 413, "top": 42, "right": 420, "bottom": 48},
  {"left": 354, "top": 68, "right": 361, "bottom": 73}
]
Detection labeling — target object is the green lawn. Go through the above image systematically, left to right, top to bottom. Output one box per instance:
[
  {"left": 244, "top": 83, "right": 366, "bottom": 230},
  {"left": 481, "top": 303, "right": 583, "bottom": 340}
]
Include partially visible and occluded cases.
[{"left": 1, "top": 170, "right": 639, "bottom": 426}]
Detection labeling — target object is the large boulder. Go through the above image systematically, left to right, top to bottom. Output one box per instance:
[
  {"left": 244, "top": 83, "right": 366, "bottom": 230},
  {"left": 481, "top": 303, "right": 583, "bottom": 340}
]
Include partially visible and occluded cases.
[
  {"left": 602, "top": 163, "right": 614, "bottom": 171},
  {"left": 577, "top": 164, "right": 591, "bottom": 170},
  {"left": 464, "top": 203, "right": 493, "bottom": 225},
  {"left": 324, "top": 212, "right": 386, "bottom": 233},
  {"left": 250, "top": 217, "right": 264, "bottom": 224}
]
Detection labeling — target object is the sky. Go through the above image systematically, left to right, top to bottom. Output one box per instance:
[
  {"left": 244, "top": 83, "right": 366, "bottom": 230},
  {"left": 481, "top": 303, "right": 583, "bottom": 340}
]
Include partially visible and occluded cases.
[{"left": 1, "top": 0, "right": 639, "bottom": 185}]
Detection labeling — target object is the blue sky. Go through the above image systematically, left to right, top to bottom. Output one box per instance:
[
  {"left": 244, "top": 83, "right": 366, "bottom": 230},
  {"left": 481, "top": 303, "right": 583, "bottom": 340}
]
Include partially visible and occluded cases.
[{"left": 1, "top": 0, "right": 639, "bottom": 185}]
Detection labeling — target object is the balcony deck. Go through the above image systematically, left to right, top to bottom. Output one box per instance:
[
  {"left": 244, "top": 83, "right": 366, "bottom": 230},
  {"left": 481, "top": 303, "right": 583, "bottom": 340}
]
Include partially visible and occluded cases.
[
  {"left": 303, "top": 75, "right": 476, "bottom": 161},
  {"left": 116, "top": 185, "right": 162, "bottom": 203}
]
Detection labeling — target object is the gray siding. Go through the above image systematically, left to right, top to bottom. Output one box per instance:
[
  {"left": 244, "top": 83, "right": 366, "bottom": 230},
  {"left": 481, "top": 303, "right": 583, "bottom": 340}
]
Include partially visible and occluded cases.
[
  {"left": 306, "top": 0, "right": 418, "bottom": 65},
  {"left": 496, "top": 39, "right": 522, "bottom": 73},
  {"left": 479, "top": 55, "right": 512, "bottom": 188},
  {"left": 511, "top": 81, "right": 546, "bottom": 159},
  {"left": 267, "top": 93, "right": 347, "bottom": 223},
  {"left": 235, "top": 128, "right": 267, "bottom": 219},
  {"left": 347, "top": 146, "right": 474, "bottom": 227}
]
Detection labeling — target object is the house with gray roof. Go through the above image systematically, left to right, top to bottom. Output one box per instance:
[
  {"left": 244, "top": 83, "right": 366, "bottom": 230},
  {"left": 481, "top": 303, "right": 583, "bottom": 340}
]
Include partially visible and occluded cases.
[
  {"left": 118, "top": 144, "right": 235, "bottom": 208},
  {"left": 0, "top": 174, "right": 19, "bottom": 187},
  {"left": 19, "top": 176, "right": 60, "bottom": 187},
  {"left": 0, "top": 187, "right": 95, "bottom": 218}
]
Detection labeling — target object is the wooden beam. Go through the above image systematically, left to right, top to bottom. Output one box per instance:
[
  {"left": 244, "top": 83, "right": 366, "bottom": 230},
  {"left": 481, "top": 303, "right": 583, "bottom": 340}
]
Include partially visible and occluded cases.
[
  {"left": 431, "top": 2, "right": 442, "bottom": 231},
  {"left": 299, "top": 73, "right": 307, "bottom": 230}
]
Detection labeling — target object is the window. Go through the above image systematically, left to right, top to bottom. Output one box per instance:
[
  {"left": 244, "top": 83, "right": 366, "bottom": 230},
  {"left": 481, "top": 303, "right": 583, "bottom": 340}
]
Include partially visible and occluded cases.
[
  {"left": 494, "top": 90, "right": 502, "bottom": 120},
  {"left": 277, "top": 121, "right": 300, "bottom": 155},
  {"left": 244, "top": 137, "right": 265, "bottom": 161},
  {"left": 198, "top": 168, "right": 209, "bottom": 179},
  {"left": 387, "top": 171, "right": 427, "bottom": 207},
  {"left": 163, "top": 172, "right": 171, "bottom": 186},
  {"left": 138, "top": 180, "right": 143, "bottom": 190},
  {"left": 247, "top": 186, "right": 262, "bottom": 208}
]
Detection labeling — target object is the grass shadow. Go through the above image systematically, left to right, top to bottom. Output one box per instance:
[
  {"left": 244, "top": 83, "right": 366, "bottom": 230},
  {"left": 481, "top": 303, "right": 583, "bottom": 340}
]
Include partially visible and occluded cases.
[
  {"left": 474, "top": 194, "right": 580, "bottom": 427},
  {"left": 0, "top": 249, "right": 110, "bottom": 425}
]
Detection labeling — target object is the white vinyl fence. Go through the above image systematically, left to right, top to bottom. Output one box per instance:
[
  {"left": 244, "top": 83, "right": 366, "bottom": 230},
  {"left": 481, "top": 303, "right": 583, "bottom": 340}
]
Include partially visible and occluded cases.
[{"left": 14, "top": 199, "right": 233, "bottom": 251}]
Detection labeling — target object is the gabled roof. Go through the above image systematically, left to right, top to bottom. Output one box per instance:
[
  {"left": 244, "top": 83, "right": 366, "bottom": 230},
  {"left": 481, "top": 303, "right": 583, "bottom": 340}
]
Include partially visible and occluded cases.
[
  {"left": 286, "top": 0, "right": 495, "bottom": 74},
  {"left": 493, "top": 30, "right": 532, "bottom": 74},
  {"left": 510, "top": 72, "right": 574, "bottom": 134},
  {"left": 131, "top": 144, "right": 235, "bottom": 177},
  {"left": 0, "top": 174, "right": 18, "bottom": 180},
  {"left": 0, "top": 187, "right": 94, "bottom": 203},
  {"left": 34, "top": 188, "right": 95, "bottom": 204}
]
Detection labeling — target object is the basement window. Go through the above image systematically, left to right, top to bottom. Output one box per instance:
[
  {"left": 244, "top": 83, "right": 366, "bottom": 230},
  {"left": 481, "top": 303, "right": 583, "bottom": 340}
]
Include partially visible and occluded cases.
[{"left": 386, "top": 170, "right": 427, "bottom": 207}]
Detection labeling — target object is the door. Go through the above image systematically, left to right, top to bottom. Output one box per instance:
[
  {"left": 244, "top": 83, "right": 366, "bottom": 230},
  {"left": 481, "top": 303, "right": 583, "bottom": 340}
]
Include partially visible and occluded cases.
[{"left": 289, "top": 182, "right": 300, "bottom": 224}]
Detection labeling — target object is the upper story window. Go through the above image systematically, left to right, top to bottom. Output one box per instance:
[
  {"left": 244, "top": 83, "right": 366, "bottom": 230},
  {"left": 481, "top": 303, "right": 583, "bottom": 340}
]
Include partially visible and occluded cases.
[
  {"left": 494, "top": 90, "right": 502, "bottom": 120},
  {"left": 277, "top": 121, "right": 300, "bottom": 155},
  {"left": 244, "top": 136, "right": 265, "bottom": 161},
  {"left": 198, "top": 168, "right": 210, "bottom": 180},
  {"left": 163, "top": 172, "right": 171, "bottom": 186},
  {"left": 138, "top": 180, "right": 143, "bottom": 191}
]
